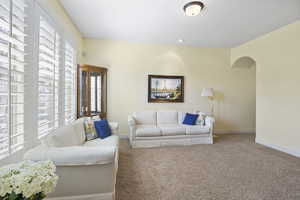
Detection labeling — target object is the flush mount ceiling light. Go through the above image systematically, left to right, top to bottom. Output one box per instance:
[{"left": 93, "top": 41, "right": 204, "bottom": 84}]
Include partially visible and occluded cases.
[{"left": 183, "top": 1, "right": 204, "bottom": 16}]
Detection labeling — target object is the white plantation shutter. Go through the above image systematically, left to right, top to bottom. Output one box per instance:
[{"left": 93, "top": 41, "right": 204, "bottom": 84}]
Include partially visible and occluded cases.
[
  {"left": 0, "top": 0, "right": 26, "bottom": 159},
  {"left": 0, "top": 1, "right": 78, "bottom": 161},
  {"left": 37, "top": 16, "right": 60, "bottom": 138},
  {"left": 64, "top": 42, "right": 76, "bottom": 125}
]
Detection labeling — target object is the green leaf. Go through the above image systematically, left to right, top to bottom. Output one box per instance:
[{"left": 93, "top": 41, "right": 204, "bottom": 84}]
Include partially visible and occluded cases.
[{"left": 8, "top": 192, "right": 17, "bottom": 200}]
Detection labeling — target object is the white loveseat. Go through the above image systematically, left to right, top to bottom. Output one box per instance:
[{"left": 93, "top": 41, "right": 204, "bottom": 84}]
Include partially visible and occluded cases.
[
  {"left": 128, "top": 111, "right": 214, "bottom": 148},
  {"left": 24, "top": 118, "right": 119, "bottom": 200}
]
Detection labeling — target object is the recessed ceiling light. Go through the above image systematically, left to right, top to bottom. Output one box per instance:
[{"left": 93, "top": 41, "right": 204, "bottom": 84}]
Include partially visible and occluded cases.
[
  {"left": 183, "top": 1, "right": 204, "bottom": 16},
  {"left": 178, "top": 39, "right": 184, "bottom": 43}
]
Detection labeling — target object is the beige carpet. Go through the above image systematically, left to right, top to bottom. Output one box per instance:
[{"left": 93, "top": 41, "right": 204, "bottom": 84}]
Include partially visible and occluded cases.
[{"left": 116, "top": 134, "right": 300, "bottom": 200}]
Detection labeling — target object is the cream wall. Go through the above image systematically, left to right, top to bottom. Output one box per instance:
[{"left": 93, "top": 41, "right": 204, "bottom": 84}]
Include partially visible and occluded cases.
[
  {"left": 232, "top": 20, "right": 300, "bottom": 157},
  {"left": 83, "top": 39, "right": 256, "bottom": 136}
]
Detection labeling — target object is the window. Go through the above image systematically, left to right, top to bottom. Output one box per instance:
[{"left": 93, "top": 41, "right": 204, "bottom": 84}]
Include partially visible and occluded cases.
[
  {"left": 0, "top": 0, "right": 26, "bottom": 159},
  {"left": 0, "top": 0, "right": 78, "bottom": 161},
  {"left": 37, "top": 16, "right": 60, "bottom": 138},
  {"left": 64, "top": 42, "right": 76, "bottom": 125},
  {"left": 78, "top": 65, "right": 107, "bottom": 119},
  {"left": 90, "top": 72, "right": 102, "bottom": 114}
]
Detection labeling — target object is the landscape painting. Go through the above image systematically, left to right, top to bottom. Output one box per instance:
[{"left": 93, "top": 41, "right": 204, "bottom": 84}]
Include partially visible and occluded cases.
[{"left": 148, "top": 75, "right": 184, "bottom": 103}]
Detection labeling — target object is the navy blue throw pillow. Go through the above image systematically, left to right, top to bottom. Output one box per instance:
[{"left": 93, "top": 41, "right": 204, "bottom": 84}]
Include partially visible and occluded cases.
[
  {"left": 183, "top": 113, "right": 199, "bottom": 125},
  {"left": 94, "top": 120, "right": 112, "bottom": 139}
]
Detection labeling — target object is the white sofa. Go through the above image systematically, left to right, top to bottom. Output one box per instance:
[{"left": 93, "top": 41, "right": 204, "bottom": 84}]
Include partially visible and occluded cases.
[
  {"left": 128, "top": 111, "right": 214, "bottom": 148},
  {"left": 24, "top": 118, "right": 119, "bottom": 200}
]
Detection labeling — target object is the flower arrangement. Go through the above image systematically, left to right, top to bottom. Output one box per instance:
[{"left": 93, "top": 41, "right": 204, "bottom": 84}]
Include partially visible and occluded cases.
[{"left": 0, "top": 161, "right": 58, "bottom": 200}]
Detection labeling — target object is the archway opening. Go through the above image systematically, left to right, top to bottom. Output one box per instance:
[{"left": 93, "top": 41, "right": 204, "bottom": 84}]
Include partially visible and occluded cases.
[
  {"left": 232, "top": 56, "right": 257, "bottom": 138},
  {"left": 232, "top": 56, "right": 256, "bottom": 69}
]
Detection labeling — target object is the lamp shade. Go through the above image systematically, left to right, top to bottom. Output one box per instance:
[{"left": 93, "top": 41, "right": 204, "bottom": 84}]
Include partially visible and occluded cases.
[{"left": 201, "top": 88, "right": 214, "bottom": 97}]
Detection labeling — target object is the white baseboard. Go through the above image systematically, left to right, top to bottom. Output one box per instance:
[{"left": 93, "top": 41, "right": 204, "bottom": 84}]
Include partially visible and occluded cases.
[
  {"left": 214, "top": 129, "right": 256, "bottom": 134},
  {"left": 256, "top": 138, "right": 300, "bottom": 158},
  {"left": 46, "top": 192, "right": 114, "bottom": 200}
]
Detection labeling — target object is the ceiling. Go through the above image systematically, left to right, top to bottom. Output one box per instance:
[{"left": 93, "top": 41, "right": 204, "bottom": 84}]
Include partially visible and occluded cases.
[{"left": 59, "top": 0, "right": 300, "bottom": 48}]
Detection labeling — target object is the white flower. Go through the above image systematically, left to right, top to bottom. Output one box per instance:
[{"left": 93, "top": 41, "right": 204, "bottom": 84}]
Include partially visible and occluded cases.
[
  {"left": 0, "top": 160, "right": 58, "bottom": 198},
  {"left": 0, "top": 177, "right": 13, "bottom": 196}
]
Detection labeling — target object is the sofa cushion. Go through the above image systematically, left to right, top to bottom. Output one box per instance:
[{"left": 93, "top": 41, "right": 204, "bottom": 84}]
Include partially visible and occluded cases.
[
  {"left": 133, "top": 111, "right": 157, "bottom": 125},
  {"left": 157, "top": 111, "right": 178, "bottom": 125},
  {"left": 178, "top": 112, "right": 187, "bottom": 124},
  {"left": 71, "top": 118, "right": 86, "bottom": 144},
  {"left": 41, "top": 125, "right": 80, "bottom": 147},
  {"left": 135, "top": 125, "right": 161, "bottom": 137},
  {"left": 159, "top": 125, "right": 186, "bottom": 136},
  {"left": 184, "top": 125, "right": 210, "bottom": 135},
  {"left": 84, "top": 135, "right": 119, "bottom": 147},
  {"left": 135, "top": 135, "right": 200, "bottom": 140},
  {"left": 24, "top": 145, "right": 116, "bottom": 166}
]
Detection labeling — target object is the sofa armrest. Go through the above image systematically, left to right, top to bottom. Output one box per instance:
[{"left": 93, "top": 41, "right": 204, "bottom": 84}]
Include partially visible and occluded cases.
[
  {"left": 128, "top": 115, "right": 136, "bottom": 127},
  {"left": 128, "top": 115, "right": 136, "bottom": 146},
  {"left": 205, "top": 116, "right": 215, "bottom": 126},
  {"left": 205, "top": 116, "right": 215, "bottom": 137},
  {"left": 109, "top": 122, "right": 119, "bottom": 134},
  {"left": 24, "top": 145, "right": 116, "bottom": 166}
]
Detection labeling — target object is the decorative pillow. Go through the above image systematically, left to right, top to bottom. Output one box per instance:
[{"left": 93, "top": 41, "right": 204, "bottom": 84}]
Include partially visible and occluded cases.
[
  {"left": 195, "top": 112, "right": 207, "bottom": 126},
  {"left": 182, "top": 113, "right": 199, "bottom": 125},
  {"left": 83, "top": 119, "right": 98, "bottom": 141},
  {"left": 94, "top": 120, "right": 112, "bottom": 139},
  {"left": 41, "top": 125, "right": 81, "bottom": 147}
]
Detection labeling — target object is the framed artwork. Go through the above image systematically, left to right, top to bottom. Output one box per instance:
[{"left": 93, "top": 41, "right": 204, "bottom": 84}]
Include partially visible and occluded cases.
[{"left": 148, "top": 75, "right": 184, "bottom": 103}]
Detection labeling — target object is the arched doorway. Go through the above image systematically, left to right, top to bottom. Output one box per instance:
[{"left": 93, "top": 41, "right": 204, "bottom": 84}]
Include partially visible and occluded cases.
[
  {"left": 232, "top": 56, "right": 257, "bottom": 138},
  {"left": 232, "top": 56, "right": 256, "bottom": 69}
]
